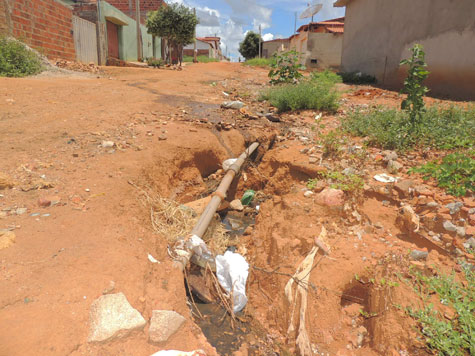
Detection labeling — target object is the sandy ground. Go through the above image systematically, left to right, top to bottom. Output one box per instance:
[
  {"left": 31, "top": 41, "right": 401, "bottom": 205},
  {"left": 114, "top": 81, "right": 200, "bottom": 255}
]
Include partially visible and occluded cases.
[{"left": 0, "top": 63, "right": 472, "bottom": 356}]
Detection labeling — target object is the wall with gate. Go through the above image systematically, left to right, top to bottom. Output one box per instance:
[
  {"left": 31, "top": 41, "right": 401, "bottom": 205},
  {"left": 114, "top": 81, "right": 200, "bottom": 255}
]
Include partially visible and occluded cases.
[{"left": 72, "top": 15, "right": 98, "bottom": 64}]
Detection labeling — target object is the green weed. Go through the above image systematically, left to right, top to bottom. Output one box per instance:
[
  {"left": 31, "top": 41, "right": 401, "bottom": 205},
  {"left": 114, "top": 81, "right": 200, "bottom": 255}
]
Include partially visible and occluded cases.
[
  {"left": 0, "top": 37, "right": 42, "bottom": 77},
  {"left": 183, "top": 55, "right": 219, "bottom": 63},
  {"left": 243, "top": 57, "right": 274, "bottom": 67},
  {"left": 310, "top": 70, "right": 342, "bottom": 85},
  {"left": 338, "top": 71, "right": 376, "bottom": 84},
  {"left": 260, "top": 80, "right": 339, "bottom": 113},
  {"left": 342, "top": 105, "right": 475, "bottom": 151},
  {"left": 409, "top": 151, "right": 475, "bottom": 196},
  {"left": 307, "top": 170, "right": 364, "bottom": 193},
  {"left": 407, "top": 267, "right": 475, "bottom": 356}
]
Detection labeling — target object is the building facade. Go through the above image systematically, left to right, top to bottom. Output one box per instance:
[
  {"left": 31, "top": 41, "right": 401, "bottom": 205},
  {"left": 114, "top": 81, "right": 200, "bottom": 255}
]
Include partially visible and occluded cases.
[{"left": 335, "top": 0, "right": 475, "bottom": 100}]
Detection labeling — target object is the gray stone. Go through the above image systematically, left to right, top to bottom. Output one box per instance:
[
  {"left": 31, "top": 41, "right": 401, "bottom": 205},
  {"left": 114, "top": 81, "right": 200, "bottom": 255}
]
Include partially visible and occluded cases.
[
  {"left": 221, "top": 101, "right": 244, "bottom": 110},
  {"left": 265, "top": 113, "right": 280, "bottom": 122},
  {"left": 158, "top": 134, "right": 167, "bottom": 141},
  {"left": 101, "top": 141, "right": 115, "bottom": 148},
  {"left": 383, "top": 151, "right": 398, "bottom": 162},
  {"left": 309, "top": 157, "right": 318, "bottom": 164},
  {"left": 387, "top": 160, "right": 403, "bottom": 173},
  {"left": 342, "top": 167, "right": 357, "bottom": 176},
  {"left": 304, "top": 190, "right": 314, "bottom": 198},
  {"left": 229, "top": 199, "right": 244, "bottom": 211},
  {"left": 446, "top": 202, "right": 463, "bottom": 215},
  {"left": 15, "top": 208, "right": 27, "bottom": 215},
  {"left": 469, "top": 208, "right": 475, "bottom": 215},
  {"left": 443, "top": 220, "right": 457, "bottom": 232},
  {"left": 456, "top": 226, "right": 466, "bottom": 238},
  {"left": 463, "top": 237, "right": 475, "bottom": 250},
  {"left": 410, "top": 250, "right": 428, "bottom": 261},
  {"left": 88, "top": 292, "right": 146, "bottom": 343},
  {"left": 149, "top": 310, "right": 186, "bottom": 343}
]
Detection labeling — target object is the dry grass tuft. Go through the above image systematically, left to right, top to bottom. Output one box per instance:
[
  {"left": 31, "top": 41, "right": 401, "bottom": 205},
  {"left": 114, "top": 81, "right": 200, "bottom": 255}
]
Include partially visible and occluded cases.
[{"left": 132, "top": 183, "right": 232, "bottom": 254}]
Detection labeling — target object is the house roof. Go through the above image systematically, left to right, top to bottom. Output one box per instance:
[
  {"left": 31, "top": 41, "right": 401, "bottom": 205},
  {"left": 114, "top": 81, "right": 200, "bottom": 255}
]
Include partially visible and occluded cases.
[
  {"left": 296, "top": 17, "right": 345, "bottom": 33},
  {"left": 197, "top": 37, "right": 220, "bottom": 41},
  {"left": 263, "top": 38, "right": 290, "bottom": 43}
]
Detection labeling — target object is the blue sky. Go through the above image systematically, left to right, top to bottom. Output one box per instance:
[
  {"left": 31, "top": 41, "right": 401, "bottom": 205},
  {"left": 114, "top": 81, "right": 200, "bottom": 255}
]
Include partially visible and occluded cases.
[{"left": 171, "top": 0, "right": 345, "bottom": 60}]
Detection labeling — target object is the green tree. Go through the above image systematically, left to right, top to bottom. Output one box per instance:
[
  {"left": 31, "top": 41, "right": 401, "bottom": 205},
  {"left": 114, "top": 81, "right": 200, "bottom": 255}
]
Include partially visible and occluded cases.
[
  {"left": 146, "top": 3, "right": 198, "bottom": 65},
  {"left": 239, "top": 32, "right": 261, "bottom": 60}
]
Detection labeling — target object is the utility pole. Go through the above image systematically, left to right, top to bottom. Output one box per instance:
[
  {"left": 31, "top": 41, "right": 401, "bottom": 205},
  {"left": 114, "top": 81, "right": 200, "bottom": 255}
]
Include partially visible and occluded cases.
[
  {"left": 96, "top": 0, "right": 103, "bottom": 65},
  {"left": 135, "top": 0, "right": 142, "bottom": 61},
  {"left": 193, "top": 8, "right": 197, "bottom": 62},
  {"left": 294, "top": 12, "right": 297, "bottom": 33},
  {"left": 258, "top": 24, "right": 262, "bottom": 58}
]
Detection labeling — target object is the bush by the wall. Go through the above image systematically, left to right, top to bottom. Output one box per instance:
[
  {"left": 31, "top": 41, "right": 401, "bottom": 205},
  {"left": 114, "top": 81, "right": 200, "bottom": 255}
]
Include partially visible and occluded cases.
[{"left": 0, "top": 38, "right": 42, "bottom": 77}]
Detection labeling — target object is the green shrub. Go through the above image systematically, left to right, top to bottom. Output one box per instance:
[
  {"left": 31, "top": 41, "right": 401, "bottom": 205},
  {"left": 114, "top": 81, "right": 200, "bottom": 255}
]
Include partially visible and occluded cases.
[
  {"left": 0, "top": 37, "right": 42, "bottom": 77},
  {"left": 400, "top": 44, "right": 430, "bottom": 128},
  {"left": 268, "top": 50, "right": 304, "bottom": 85},
  {"left": 183, "top": 55, "right": 219, "bottom": 63},
  {"left": 146, "top": 57, "right": 164, "bottom": 67},
  {"left": 243, "top": 57, "right": 274, "bottom": 67},
  {"left": 310, "top": 70, "right": 342, "bottom": 85},
  {"left": 338, "top": 71, "right": 376, "bottom": 84},
  {"left": 260, "top": 80, "right": 339, "bottom": 113},
  {"left": 342, "top": 105, "right": 475, "bottom": 151},
  {"left": 409, "top": 151, "right": 474, "bottom": 196},
  {"left": 307, "top": 171, "right": 364, "bottom": 193},
  {"left": 407, "top": 267, "right": 475, "bottom": 356}
]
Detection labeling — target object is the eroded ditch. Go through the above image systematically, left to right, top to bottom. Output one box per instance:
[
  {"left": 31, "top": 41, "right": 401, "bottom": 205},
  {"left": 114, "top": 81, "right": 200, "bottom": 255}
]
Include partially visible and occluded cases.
[{"left": 140, "top": 127, "right": 444, "bottom": 356}]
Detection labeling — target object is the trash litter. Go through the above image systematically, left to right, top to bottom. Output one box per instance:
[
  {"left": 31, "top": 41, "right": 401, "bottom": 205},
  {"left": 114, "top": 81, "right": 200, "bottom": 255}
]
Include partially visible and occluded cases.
[
  {"left": 222, "top": 91, "right": 230, "bottom": 96},
  {"left": 221, "top": 101, "right": 245, "bottom": 110},
  {"left": 315, "top": 113, "right": 322, "bottom": 121},
  {"left": 222, "top": 158, "right": 237, "bottom": 171},
  {"left": 373, "top": 173, "right": 398, "bottom": 183},
  {"left": 241, "top": 190, "right": 255, "bottom": 206},
  {"left": 215, "top": 251, "right": 249, "bottom": 313},
  {"left": 148, "top": 253, "right": 159, "bottom": 264},
  {"left": 150, "top": 350, "right": 207, "bottom": 356}
]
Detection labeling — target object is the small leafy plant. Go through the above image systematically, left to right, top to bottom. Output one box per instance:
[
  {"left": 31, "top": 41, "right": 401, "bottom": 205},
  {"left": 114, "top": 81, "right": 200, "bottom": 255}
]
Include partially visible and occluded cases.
[
  {"left": 0, "top": 37, "right": 42, "bottom": 77},
  {"left": 400, "top": 44, "right": 430, "bottom": 128},
  {"left": 268, "top": 50, "right": 304, "bottom": 85},
  {"left": 146, "top": 57, "right": 164, "bottom": 67},
  {"left": 310, "top": 70, "right": 342, "bottom": 85},
  {"left": 410, "top": 151, "right": 475, "bottom": 196},
  {"left": 406, "top": 267, "right": 475, "bottom": 356}
]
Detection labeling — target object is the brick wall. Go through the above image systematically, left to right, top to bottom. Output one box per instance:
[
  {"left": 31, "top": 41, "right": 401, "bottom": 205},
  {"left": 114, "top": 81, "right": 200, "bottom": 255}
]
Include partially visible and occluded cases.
[
  {"left": 0, "top": 0, "right": 8, "bottom": 34},
  {"left": 9, "top": 0, "right": 76, "bottom": 60},
  {"left": 105, "top": 0, "right": 164, "bottom": 22}
]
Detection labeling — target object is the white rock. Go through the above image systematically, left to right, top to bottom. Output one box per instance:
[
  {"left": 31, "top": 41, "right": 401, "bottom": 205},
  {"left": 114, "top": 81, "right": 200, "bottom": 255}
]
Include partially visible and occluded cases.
[
  {"left": 221, "top": 101, "right": 244, "bottom": 110},
  {"left": 101, "top": 141, "right": 115, "bottom": 148},
  {"left": 304, "top": 191, "right": 314, "bottom": 198},
  {"left": 229, "top": 199, "right": 244, "bottom": 211},
  {"left": 88, "top": 292, "right": 146, "bottom": 343},
  {"left": 149, "top": 310, "right": 186, "bottom": 343}
]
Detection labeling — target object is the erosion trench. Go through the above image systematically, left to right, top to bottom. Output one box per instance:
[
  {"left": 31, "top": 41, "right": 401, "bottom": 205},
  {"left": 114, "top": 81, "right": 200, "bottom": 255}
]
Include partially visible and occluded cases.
[{"left": 133, "top": 126, "right": 445, "bottom": 356}]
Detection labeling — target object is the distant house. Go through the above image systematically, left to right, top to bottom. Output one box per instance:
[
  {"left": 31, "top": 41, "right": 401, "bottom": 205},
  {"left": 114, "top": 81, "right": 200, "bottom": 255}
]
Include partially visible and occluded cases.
[
  {"left": 71, "top": 0, "right": 164, "bottom": 63},
  {"left": 334, "top": 0, "right": 475, "bottom": 100},
  {"left": 290, "top": 17, "right": 345, "bottom": 69},
  {"left": 197, "top": 37, "right": 222, "bottom": 59},
  {"left": 183, "top": 38, "right": 216, "bottom": 58},
  {"left": 262, "top": 38, "right": 290, "bottom": 58}
]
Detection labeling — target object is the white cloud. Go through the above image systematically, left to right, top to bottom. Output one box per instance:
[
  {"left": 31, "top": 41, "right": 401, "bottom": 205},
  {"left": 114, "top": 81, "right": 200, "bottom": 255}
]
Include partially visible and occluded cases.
[{"left": 262, "top": 33, "right": 274, "bottom": 41}]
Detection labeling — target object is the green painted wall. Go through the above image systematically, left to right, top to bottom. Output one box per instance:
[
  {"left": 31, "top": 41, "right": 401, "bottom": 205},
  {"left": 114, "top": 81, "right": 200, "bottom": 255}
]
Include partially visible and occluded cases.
[{"left": 100, "top": 1, "right": 161, "bottom": 61}]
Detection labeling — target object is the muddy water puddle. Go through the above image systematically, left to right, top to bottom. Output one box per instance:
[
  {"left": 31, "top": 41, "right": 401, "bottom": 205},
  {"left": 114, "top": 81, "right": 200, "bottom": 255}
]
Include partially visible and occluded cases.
[{"left": 221, "top": 211, "right": 255, "bottom": 238}]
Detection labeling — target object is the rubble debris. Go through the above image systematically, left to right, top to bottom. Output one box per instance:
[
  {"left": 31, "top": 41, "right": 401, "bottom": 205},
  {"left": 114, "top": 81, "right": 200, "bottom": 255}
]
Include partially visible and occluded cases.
[
  {"left": 88, "top": 292, "right": 146, "bottom": 343},
  {"left": 149, "top": 310, "right": 186, "bottom": 343}
]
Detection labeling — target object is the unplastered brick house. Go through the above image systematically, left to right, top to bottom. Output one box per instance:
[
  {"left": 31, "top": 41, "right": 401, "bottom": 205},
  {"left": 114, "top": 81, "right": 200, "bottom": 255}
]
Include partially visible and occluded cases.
[
  {"left": 1, "top": 0, "right": 76, "bottom": 60},
  {"left": 334, "top": 0, "right": 475, "bottom": 100},
  {"left": 262, "top": 17, "right": 345, "bottom": 70}
]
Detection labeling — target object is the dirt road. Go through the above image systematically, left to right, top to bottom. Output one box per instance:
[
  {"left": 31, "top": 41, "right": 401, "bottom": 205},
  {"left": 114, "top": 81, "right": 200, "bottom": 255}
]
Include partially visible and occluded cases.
[{"left": 0, "top": 63, "right": 471, "bottom": 356}]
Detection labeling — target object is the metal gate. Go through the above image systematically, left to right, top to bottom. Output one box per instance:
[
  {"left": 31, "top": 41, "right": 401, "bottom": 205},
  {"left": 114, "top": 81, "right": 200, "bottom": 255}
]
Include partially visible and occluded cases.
[{"left": 72, "top": 16, "right": 98, "bottom": 64}]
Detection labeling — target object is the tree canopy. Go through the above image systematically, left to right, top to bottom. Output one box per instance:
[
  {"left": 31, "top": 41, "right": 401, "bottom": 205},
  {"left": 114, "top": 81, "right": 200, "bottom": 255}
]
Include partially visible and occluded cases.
[
  {"left": 146, "top": 3, "right": 198, "bottom": 64},
  {"left": 239, "top": 32, "right": 261, "bottom": 60}
]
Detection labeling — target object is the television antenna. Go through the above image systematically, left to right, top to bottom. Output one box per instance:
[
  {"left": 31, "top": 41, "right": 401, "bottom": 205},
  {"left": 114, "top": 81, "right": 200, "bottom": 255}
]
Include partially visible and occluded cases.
[{"left": 299, "top": 2, "right": 322, "bottom": 22}]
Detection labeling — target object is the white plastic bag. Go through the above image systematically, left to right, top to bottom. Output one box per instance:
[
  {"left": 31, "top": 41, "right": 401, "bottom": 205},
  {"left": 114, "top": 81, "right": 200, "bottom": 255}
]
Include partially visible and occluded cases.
[
  {"left": 373, "top": 173, "right": 398, "bottom": 183},
  {"left": 215, "top": 251, "right": 249, "bottom": 313}
]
